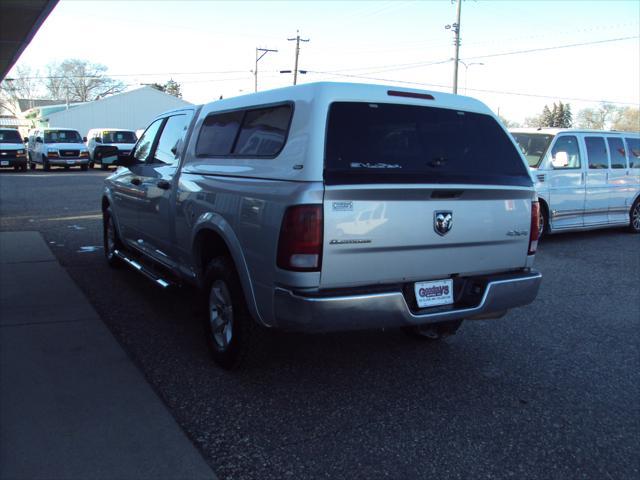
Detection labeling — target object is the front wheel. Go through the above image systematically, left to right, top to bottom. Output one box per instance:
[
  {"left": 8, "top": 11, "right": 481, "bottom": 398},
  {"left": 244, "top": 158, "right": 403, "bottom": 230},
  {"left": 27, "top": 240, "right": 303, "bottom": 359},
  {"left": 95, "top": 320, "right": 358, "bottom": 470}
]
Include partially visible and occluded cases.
[
  {"left": 42, "top": 157, "right": 50, "bottom": 171},
  {"left": 81, "top": 164, "right": 89, "bottom": 171},
  {"left": 630, "top": 198, "right": 640, "bottom": 233},
  {"left": 538, "top": 203, "right": 549, "bottom": 239},
  {"left": 103, "top": 208, "right": 122, "bottom": 268},
  {"left": 204, "top": 256, "right": 268, "bottom": 370}
]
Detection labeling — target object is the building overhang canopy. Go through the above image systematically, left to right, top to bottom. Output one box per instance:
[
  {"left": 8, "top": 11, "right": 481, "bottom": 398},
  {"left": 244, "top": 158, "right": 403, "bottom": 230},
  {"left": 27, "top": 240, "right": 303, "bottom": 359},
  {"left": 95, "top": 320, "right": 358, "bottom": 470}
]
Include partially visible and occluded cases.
[{"left": 0, "top": 0, "right": 58, "bottom": 81}]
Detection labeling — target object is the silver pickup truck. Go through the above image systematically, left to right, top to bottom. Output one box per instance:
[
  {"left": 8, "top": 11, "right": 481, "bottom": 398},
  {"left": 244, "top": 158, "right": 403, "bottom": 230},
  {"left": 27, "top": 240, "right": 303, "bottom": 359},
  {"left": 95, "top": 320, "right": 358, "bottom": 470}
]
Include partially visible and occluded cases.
[{"left": 101, "top": 82, "right": 542, "bottom": 369}]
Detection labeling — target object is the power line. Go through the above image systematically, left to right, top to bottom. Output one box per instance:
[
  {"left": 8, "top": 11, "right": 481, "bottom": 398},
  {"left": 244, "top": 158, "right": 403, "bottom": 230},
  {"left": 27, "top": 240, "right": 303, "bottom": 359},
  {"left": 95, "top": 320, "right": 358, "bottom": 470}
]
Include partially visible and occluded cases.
[
  {"left": 316, "top": 35, "right": 640, "bottom": 77},
  {"left": 303, "top": 70, "right": 638, "bottom": 106}
]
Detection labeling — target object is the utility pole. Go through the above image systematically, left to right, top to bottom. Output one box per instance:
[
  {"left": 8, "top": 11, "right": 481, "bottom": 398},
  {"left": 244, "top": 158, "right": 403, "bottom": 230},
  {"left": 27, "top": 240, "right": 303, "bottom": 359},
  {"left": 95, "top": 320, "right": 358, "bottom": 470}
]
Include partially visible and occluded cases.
[
  {"left": 445, "top": 0, "right": 463, "bottom": 94},
  {"left": 287, "top": 30, "right": 309, "bottom": 85},
  {"left": 255, "top": 47, "right": 278, "bottom": 92}
]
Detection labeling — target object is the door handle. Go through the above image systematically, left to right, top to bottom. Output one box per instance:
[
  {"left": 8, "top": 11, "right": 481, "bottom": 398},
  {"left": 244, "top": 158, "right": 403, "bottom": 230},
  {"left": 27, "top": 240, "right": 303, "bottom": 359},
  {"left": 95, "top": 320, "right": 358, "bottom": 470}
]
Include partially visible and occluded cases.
[
  {"left": 130, "top": 177, "right": 141, "bottom": 186},
  {"left": 157, "top": 180, "right": 171, "bottom": 190}
]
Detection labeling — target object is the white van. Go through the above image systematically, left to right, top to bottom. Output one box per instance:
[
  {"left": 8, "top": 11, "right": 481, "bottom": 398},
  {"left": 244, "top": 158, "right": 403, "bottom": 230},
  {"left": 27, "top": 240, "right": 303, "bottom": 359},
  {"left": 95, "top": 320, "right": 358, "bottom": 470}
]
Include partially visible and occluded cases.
[
  {"left": 27, "top": 128, "right": 90, "bottom": 171},
  {"left": 86, "top": 128, "right": 138, "bottom": 170},
  {"left": 511, "top": 128, "right": 640, "bottom": 235}
]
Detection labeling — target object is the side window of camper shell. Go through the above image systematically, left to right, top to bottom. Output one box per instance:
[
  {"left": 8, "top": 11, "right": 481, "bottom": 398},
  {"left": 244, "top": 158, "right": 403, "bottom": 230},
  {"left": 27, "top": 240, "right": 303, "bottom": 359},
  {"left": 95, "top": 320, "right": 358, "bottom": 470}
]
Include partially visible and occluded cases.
[{"left": 195, "top": 104, "right": 292, "bottom": 158}]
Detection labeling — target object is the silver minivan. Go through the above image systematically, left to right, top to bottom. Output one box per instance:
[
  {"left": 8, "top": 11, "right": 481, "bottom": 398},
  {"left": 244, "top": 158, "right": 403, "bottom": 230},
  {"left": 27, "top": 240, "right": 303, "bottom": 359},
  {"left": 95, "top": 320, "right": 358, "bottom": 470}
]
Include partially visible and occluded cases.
[{"left": 511, "top": 128, "right": 640, "bottom": 235}]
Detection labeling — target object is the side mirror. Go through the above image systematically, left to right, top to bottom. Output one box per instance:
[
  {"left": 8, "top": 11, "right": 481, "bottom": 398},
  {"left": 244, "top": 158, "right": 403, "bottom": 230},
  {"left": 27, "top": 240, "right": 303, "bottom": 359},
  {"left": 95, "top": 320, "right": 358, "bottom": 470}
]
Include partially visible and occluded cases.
[
  {"left": 83, "top": 136, "right": 87, "bottom": 143},
  {"left": 23, "top": 137, "right": 28, "bottom": 143},
  {"left": 35, "top": 137, "right": 42, "bottom": 143},
  {"left": 95, "top": 137, "right": 102, "bottom": 144},
  {"left": 96, "top": 145, "right": 133, "bottom": 167},
  {"left": 551, "top": 151, "right": 569, "bottom": 168}
]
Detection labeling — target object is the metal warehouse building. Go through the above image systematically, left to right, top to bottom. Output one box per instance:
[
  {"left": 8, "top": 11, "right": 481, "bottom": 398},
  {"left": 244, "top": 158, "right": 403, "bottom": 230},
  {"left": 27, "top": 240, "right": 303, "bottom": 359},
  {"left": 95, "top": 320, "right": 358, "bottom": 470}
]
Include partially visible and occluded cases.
[{"left": 39, "top": 86, "right": 192, "bottom": 137}]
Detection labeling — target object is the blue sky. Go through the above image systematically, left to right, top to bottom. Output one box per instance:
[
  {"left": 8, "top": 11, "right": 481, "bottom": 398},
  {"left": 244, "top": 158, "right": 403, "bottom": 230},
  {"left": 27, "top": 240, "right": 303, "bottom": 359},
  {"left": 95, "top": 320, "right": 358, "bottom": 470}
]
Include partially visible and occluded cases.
[{"left": 11, "top": 0, "right": 640, "bottom": 123}]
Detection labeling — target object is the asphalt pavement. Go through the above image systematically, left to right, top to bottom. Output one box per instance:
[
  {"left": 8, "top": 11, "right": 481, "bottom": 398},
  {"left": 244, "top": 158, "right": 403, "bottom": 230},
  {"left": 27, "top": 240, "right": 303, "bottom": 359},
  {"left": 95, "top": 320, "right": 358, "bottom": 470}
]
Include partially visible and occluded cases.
[{"left": 0, "top": 167, "right": 638, "bottom": 480}]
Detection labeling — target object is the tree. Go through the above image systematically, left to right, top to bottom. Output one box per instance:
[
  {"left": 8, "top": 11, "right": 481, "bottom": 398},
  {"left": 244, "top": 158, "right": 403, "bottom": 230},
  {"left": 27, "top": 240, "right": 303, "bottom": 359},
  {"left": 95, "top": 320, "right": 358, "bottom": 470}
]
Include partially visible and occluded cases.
[
  {"left": 44, "top": 59, "right": 125, "bottom": 102},
  {"left": 0, "top": 65, "right": 43, "bottom": 115},
  {"left": 148, "top": 79, "right": 182, "bottom": 98},
  {"left": 527, "top": 102, "right": 573, "bottom": 128},
  {"left": 575, "top": 103, "right": 621, "bottom": 130},
  {"left": 611, "top": 107, "right": 639, "bottom": 132},
  {"left": 498, "top": 115, "right": 521, "bottom": 128}
]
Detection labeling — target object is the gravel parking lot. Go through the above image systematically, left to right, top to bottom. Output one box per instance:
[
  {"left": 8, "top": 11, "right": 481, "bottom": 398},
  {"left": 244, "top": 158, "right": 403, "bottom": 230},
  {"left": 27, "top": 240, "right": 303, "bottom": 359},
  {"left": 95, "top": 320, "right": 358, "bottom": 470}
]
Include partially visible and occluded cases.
[{"left": 1, "top": 168, "right": 638, "bottom": 480}]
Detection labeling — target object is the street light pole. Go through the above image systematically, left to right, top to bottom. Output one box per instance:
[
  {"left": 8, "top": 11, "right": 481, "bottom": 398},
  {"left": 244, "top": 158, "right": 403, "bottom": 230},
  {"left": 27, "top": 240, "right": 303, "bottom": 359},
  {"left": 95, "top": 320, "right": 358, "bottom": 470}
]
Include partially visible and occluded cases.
[
  {"left": 255, "top": 47, "right": 278, "bottom": 92},
  {"left": 457, "top": 60, "right": 484, "bottom": 94}
]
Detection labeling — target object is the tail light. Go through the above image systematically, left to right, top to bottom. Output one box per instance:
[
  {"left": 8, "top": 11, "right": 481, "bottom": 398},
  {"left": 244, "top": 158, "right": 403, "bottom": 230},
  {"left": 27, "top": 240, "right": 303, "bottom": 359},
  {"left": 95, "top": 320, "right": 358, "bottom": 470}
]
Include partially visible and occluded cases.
[
  {"left": 528, "top": 201, "right": 540, "bottom": 255},
  {"left": 277, "top": 205, "right": 323, "bottom": 271}
]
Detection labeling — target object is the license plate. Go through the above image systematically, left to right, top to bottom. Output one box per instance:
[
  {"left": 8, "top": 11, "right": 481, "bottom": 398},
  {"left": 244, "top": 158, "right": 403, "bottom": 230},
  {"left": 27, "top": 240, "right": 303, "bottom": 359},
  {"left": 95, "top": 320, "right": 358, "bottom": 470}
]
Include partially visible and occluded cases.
[
  {"left": 66, "top": 160, "right": 76, "bottom": 164},
  {"left": 0, "top": 161, "right": 8, "bottom": 166},
  {"left": 414, "top": 279, "right": 454, "bottom": 308}
]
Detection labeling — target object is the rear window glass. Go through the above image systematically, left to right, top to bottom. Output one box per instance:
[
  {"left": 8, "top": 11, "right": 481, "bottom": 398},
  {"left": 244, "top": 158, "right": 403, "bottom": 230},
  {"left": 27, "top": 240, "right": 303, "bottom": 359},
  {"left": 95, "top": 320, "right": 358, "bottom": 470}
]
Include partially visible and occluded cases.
[
  {"left": 325, "top": 102, "right": 531, "bottom": 186},
  {"left": 196, "top": 104, "right": 292, "bottom": 158},
  {"left": 0, "top": 130, "right": 22, "bottom": 143},
  {"left": 585, "top": 136, "right": 609, "bottom": 169},
  {"left": 607, "top": 137, "right": 626, "bottom": 169},
  {"left": 626, "top": 137, "right": 640, "bottom": 168}
]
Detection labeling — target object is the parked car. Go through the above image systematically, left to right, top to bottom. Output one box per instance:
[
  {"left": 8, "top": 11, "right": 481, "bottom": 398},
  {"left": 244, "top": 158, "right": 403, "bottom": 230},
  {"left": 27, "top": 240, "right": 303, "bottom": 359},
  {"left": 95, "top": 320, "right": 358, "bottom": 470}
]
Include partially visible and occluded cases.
[
  {"left": 101, "top": 82, "right": 542, "bottom": 369},
  {"left": 0, "top": 128, "right": 27, "bottom": 171},
  {"left": 27, "top": 128, "right": 90, "bottom": 171},
  {"left": 86, "top": 128, "right": 137, "bottom": 170},
  {"left": 511, "top": 128, "right": 640, "bottom": 235}
]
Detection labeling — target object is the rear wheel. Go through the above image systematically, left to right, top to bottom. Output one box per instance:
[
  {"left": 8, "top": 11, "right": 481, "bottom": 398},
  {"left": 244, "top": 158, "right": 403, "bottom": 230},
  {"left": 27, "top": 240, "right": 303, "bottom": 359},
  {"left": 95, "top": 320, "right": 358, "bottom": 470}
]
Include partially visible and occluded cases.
[
  {"left": 630, "top": 198, "right": 640, "bottom": 233},
  {"left": 204, "top": 256, "right": 268, "bottom": 370},
  {"left": 403, "top": 320, "right": 463, "bottom": 341}
]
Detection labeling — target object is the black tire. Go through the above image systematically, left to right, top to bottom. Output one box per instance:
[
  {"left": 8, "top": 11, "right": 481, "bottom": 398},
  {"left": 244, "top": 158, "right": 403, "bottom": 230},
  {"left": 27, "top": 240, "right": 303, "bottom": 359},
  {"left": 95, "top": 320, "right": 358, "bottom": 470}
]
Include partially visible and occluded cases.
[
  {"left": 43, "top": 156, "right": 50, "bottom": 171},
  {"left": 29, "top": 161, "right": 36, "bottom": 170},
  {"left": 89, "top": 162, "right": 95, "bottom": 169},
  {"left": 100, "top": 163, "right": 109, "bottom": 171},
  {"left": 20, "top": 164, "right": 27, "bottom": 171},
  {"left": 81, "top": 164, "right": 89, "bottom": 171},
  {"left": 14, "top": 165, "right": 20, "bottom": 171},
  {"left": 64, "top": 165, "right": 70, "bottom": 170},
  {"left": 630, "top": 198, "right": 640, "bottom": 233},
  {"left": 538, "top": 202, "right": 549, "bottom": 239},
  {"left": 103, "top": 207, "right": 122, "bottom": 268},
  {"left": 203, "top": 256, "right": 268, "bottom": 370},
  {"left": 402, "top": 320, "right": 463, "bottom": 341}
]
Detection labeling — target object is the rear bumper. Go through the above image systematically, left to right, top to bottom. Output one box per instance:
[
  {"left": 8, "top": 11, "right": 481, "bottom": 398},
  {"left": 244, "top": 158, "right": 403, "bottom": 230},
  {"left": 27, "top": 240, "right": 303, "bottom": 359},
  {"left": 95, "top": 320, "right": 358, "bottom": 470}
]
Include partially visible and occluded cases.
[{"left": 273, "top": 270, "right": 542, "bottom": 332}]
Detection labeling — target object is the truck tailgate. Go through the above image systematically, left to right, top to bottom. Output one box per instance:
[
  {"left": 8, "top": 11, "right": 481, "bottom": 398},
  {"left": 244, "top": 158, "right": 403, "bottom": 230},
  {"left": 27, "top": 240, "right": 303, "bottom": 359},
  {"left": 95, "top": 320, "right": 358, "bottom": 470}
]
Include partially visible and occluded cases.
[{"left": 321, "top": 185, "right": 533, "bottom": 289}]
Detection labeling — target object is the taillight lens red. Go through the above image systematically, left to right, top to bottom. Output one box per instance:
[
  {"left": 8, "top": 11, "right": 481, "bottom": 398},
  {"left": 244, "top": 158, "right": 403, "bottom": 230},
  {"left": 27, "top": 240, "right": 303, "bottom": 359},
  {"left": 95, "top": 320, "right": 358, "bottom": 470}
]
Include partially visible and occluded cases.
[
  {"left": 529, "top": 201, "right": 540, "bottom": 255},
  {"left": 277, "top": 205, "right": 323, "bottom": 271}
]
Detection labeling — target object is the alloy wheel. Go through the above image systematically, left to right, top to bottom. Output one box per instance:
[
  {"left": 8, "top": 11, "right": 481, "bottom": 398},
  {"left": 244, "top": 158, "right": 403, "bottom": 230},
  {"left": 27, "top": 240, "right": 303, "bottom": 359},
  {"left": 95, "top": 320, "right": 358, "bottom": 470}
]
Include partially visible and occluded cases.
[{"left": 209, "top": 281, "right": 234, "bottom": 350}]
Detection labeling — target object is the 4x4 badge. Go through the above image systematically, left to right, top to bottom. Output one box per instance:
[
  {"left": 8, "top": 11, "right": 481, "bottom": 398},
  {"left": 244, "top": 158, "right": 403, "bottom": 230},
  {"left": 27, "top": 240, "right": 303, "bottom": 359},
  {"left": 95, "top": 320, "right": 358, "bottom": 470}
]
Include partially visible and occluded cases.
[{"left": 434, "top": 211, "right": 453, "bottom": 236}]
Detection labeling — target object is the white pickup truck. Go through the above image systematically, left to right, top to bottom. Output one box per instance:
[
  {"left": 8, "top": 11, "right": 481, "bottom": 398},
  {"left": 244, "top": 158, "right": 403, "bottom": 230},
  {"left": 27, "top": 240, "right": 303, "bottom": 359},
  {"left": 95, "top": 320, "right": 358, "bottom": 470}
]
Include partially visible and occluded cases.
[{"left": 101, "top": 82, "right": 542, "bottom": 369}]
